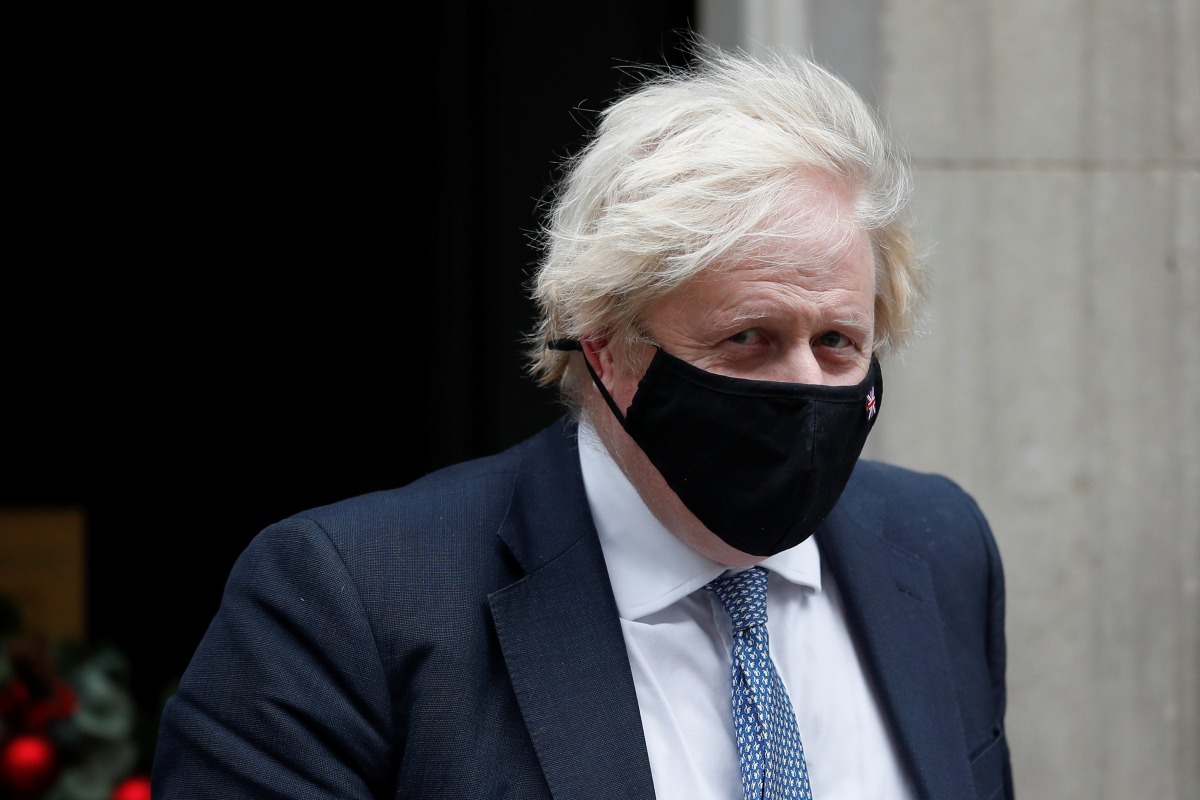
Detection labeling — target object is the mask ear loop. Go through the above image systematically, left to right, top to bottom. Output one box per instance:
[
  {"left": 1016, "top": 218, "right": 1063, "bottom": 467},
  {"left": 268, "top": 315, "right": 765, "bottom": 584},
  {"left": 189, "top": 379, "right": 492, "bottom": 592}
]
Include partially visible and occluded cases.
[{"left": 548, "top": 339, "right": 630, "bottom": 425}]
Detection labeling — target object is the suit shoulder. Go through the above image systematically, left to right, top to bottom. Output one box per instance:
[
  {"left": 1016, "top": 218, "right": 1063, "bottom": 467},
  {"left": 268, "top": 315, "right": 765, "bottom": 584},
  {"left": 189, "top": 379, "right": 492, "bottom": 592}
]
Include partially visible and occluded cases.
[
  {"left": 260, "top": 416, "right": 579, "bottom": 556},
  {"left": 294, "top": 428, "right": 536, "bottom": 528},
  {"left": 851, "top": 459, "right": 998, "bottom": 557},
  {"left": 853, "top": 459, "right": 984, "bottom": 515}
]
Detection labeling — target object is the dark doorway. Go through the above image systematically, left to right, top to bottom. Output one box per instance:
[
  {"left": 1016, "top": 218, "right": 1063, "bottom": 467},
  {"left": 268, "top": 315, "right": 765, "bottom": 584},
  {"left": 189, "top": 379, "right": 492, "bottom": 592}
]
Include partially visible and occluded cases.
[{"left": 3, "top": 2, "right": 695, "bottom": 773}]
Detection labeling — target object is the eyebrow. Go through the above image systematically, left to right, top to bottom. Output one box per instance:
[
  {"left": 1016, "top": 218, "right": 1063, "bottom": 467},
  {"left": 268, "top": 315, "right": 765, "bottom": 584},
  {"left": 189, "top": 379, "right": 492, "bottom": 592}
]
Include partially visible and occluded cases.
[
  {"left": 716, "top": 306, "right": 873, "bottom": 334},
  {"left": 832, "top": 311, "right": 873, "bottom": 334}
]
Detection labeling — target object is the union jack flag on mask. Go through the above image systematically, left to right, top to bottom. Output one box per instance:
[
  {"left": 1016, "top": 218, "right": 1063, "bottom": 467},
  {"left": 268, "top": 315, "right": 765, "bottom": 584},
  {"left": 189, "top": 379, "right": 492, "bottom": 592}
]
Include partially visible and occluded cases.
[{"left": 865, "top": 387, "right": 877, "bottom": 420}]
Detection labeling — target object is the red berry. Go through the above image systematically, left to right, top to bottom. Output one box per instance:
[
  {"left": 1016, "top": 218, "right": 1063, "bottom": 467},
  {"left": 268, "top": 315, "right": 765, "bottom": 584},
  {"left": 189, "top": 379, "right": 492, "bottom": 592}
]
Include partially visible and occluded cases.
[
  {"left": 1, "top": 734, "right": 56, "bottom": 793},
  {"left": 112, "top": 774, "right": 153, "bottom": 800}
]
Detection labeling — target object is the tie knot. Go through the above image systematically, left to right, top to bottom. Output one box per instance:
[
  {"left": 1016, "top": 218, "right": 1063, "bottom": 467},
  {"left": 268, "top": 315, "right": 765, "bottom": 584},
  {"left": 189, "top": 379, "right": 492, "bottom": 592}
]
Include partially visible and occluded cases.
[{"left": 705, "top": 566, "right": 769, "bottom": 631}]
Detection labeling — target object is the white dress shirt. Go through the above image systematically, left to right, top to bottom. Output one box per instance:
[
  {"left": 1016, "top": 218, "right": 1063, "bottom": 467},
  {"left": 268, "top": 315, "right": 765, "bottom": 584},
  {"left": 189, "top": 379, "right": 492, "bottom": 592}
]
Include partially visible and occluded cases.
[{"left": 577, "top": 419, "right": 917, "bottom": 800}]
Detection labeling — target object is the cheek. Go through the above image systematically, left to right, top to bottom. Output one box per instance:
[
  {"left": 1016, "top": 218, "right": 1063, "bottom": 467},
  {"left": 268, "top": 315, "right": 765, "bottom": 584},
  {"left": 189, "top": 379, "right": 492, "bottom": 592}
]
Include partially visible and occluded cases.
[
  {"left": 600, "top": 343, "right": 653, "bottom": 416},
  {"left": 607, "top": 370, "right": 641, "bottom": 416}
]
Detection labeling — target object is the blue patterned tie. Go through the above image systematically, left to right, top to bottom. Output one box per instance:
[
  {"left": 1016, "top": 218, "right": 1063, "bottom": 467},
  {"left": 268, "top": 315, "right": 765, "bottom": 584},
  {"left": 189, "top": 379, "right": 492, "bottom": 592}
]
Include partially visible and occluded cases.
[{"left": 706, "top": 566, "right": 813, "bottom": 800}]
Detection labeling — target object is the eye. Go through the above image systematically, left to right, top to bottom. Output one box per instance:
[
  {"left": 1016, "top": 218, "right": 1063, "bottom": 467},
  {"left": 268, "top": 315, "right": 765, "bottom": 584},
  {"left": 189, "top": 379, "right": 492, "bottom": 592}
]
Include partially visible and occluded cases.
[
  {"left": 727, "top": 329, "right": 763, "bottom": 345},
  {"left": 816, "top": 330, "right": 853, "bottom": 349}
]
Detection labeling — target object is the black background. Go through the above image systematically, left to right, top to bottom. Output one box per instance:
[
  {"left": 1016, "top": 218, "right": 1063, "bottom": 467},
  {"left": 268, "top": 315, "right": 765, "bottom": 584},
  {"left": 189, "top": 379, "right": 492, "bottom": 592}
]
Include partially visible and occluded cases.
[{"left": 4, "top": 2, "right": 694, "bottom": 769}]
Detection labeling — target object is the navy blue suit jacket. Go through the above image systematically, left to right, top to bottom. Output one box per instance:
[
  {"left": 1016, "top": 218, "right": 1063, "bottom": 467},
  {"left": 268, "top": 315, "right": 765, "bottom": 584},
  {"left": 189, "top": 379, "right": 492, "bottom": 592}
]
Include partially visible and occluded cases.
[{"left": 153, "top": 417, "right": 1013, "bottom": 799}]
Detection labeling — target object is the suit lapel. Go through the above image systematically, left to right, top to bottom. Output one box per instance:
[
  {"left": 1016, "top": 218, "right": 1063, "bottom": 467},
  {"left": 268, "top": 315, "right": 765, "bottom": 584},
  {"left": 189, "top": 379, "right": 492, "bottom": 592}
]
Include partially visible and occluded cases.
[
  {"left": 489, "top": 419, "right": 655, "bottom": 800},
  {"left": 817, "top": 474, "right": 975, "bottom": 800}
]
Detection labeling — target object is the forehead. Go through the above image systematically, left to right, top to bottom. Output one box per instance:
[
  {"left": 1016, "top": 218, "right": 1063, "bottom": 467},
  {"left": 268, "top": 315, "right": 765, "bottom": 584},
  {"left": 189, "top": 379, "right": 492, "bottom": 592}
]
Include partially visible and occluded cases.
[
  {"left": 611, "top": 168, "right": 876, "bottom": 341},
  {"left": 746, "top": 169, "right": 866, "bottom": 267},
  {"left": 641, "top": 171, "right": 875, "bottom": 328},
  {"left": 688, "top": 171, "right": 872, "bottom": 289},
  {"left": 668, "top": 229, "right": 875, "bottom": 313}
]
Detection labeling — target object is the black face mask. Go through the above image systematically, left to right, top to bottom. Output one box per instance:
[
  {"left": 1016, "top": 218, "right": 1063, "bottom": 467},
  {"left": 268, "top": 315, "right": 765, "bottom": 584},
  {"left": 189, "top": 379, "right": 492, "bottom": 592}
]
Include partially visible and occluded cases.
[{"left": 552, "top": 341, "right": 882, "bottom": 557}]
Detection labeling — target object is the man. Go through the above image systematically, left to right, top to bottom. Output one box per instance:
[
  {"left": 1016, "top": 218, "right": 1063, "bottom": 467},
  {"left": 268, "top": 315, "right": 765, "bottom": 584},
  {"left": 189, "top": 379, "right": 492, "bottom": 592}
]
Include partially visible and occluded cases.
[{"left": 153, "top": 42, "right": 1013, "bottom": 799}]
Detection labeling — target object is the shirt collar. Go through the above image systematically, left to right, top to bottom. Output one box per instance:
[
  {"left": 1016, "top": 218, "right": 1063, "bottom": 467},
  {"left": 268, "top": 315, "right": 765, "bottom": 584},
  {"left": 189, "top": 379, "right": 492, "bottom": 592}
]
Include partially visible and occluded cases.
[{"left": 577, "top": 417, "right": 822, "bottom": 621}]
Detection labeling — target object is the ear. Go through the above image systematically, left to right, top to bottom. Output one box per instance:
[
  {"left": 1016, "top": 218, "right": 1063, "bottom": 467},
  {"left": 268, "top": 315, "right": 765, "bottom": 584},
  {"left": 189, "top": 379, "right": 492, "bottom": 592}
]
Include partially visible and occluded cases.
[{"left": 580, "top": 335, "right": 618, "bottom": 395}]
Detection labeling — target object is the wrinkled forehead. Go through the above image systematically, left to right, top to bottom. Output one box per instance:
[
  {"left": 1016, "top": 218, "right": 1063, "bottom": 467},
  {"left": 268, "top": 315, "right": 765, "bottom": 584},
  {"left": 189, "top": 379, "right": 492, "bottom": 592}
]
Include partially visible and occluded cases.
[{"left": 710, "top": 171, "right": 871, "bottom": 280}]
